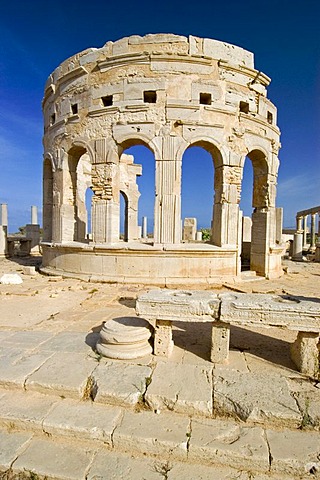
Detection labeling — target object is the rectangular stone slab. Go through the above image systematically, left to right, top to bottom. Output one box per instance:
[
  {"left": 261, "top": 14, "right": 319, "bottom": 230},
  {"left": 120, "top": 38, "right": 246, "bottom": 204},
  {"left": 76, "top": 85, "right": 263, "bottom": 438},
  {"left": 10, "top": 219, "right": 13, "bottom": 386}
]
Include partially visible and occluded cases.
[
  {"left": 136, "top": 289, "right": 220, "bottom": 323},
  {"left": 220, "top": 293, "right": 320, "bottom": 332}
]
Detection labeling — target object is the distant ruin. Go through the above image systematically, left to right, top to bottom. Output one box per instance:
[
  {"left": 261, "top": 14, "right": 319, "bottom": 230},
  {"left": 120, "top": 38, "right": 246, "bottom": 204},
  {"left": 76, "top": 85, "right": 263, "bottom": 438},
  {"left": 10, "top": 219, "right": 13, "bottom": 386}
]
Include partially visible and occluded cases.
[{"left": 41, "top": 34, "right": 282, "bottom": 284}]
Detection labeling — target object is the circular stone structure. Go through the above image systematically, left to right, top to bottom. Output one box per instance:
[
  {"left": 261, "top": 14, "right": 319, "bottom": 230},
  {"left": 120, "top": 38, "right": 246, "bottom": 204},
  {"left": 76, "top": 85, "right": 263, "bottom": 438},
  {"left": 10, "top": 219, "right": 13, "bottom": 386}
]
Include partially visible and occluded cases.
[
  {"left": 41, "top": 34, "right": 282, "bottom": 285},
  {"left": 96, "top": 316, "right": 152, "bottom": 360}
]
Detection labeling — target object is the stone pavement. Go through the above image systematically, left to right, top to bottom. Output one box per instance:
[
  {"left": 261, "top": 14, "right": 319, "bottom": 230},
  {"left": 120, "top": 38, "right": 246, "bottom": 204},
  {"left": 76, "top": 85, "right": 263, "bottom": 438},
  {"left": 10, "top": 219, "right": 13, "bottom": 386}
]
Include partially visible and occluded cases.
[{"left": 0, "top": 257, "right": 319, "bottom": 479}]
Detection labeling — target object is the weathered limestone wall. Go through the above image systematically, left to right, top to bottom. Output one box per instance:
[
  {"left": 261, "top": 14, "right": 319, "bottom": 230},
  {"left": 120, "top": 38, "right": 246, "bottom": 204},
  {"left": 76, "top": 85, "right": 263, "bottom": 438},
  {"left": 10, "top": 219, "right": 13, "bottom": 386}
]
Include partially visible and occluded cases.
[{"left": 42, "top": 34, "right": 282, "bottom": 283}]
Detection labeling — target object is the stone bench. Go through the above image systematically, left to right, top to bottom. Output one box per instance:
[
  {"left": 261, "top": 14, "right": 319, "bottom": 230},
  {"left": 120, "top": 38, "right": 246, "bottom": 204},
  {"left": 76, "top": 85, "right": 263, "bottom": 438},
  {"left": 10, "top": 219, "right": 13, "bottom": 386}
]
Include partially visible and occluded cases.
[
  {"left": 136, "top": 290, "right": 320, "bottom": 379},
  {"left": 136, "top": 290, "right": 225, "bottom": 362}
]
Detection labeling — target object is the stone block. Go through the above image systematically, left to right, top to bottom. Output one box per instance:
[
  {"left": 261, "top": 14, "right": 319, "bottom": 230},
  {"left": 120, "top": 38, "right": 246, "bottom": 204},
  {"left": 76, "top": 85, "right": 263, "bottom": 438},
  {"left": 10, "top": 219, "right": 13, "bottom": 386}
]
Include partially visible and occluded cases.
[
  {"left": 22, "top": 266, "right": 36, "bottom": 275},
  {"left": 0, "top": 273, "right": 23, "bottom": 285},
  {"left": 137, "top": 289, "right": 220, "bottom": 323},
  {"left": 219, "top": 293, "right": 320, "bottom": 332},
  {"left": 154, "top": 320, "right": 174, "bottom": 356},
  {"left": 210, "top": 321, "right": 230, "bottom": 363},
  {"left": 290, "top": 331, "right": 320, "bottom": 379},
  {"left": 0, "top": 350, "right": 54, "bottom": 389},
  {"left": 26, "top": 352, "right": 97, "bottom": 398},
  {"left": 93, "top": 361, "right": 152, "bottom": 406},
  {"left": 145, "top": 361, "right": 213, "bottom": 416},
  {"left": 213, "top": 370, "right": 301, "bottom": 427},
  {"left": 0, "top": 390, "right": 57, "bottom": 432},
  {"left": 43, "top": 398, "right": 122, "bottom": 444},
  {"left": 113, "top": 410, "right": 189, "bottom": 460},
  {"left": 189, "top": 417, "right": 269, "bottom": 472},
  {"left": 267, "top": 429, "right": 320, "bottom": 476},
  {"left": 0, "top": 430, "right": 32, "bottom": 470},
  {"left": 12, "top": 437, "right": 95, "bottom": 479},
  {"left": 87, "top": 450, "right": 163, "bottom": 480}
]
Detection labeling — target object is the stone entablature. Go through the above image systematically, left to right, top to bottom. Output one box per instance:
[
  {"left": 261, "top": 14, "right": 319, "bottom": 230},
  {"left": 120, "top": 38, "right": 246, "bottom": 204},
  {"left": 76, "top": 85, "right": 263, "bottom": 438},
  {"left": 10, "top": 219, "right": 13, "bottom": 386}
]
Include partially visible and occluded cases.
[{"left": 42, "top": 34, "right": 282, "bottom": 282}]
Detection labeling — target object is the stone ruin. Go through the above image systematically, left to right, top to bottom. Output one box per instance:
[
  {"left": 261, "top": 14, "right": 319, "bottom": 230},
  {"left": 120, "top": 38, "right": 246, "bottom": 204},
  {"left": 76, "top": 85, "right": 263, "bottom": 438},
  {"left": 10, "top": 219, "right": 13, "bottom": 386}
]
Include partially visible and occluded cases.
[
  {"left": 41, "top": 34, "right": 283, "bottom": 285},
  {"left": 0, "top": 204, "right": 40, "bottom": 257}
]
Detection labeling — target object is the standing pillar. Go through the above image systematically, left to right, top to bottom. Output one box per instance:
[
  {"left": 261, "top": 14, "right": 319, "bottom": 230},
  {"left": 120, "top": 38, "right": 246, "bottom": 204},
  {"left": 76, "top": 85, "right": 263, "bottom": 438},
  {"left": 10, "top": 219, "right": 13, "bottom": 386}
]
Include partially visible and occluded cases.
[
  {"left": 154, "top": 135, "right": 182, "bottom": 244},
  {"left": 0, "top": 204, "right": 8, "bottom": 227},
  {"left": 31, "top": 206, "right": 38, "bottom": 225},
  {"left": 310, "top": 214, "right": 316, "bottom": 250},
  {"left": 303, "top": 215, "right": 308, "bottom": 249},
  {"left": 296, "top": 216, "right": 303, "bottom": 232},
  {"left": 142, "top": 217, "right": 148, "bottom": 239},
  {"left": 292, "top": 232, "right": 303, "bottom": 260}
]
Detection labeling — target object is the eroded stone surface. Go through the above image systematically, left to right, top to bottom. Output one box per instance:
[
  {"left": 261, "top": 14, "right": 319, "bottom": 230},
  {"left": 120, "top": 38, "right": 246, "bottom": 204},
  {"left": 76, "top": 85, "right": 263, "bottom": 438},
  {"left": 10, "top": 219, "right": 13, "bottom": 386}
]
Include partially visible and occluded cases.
[
  {"left": 26, "top": 352, "right": 97, "bottom": 398},
  {"left": 93, "top": 361, "right": 152, "bottom": 406},
  {"left": 145, "top": 361, "right": 213, "bottom": 416},
  {"left": 214, "top": 371, "right": 302, "bottom": 427},
  {"left": 0, "top": 390, "right": 57, "bottom": 431},
  {"left": 43, "top": 398, "right": 123, "bottom": 444},
  {"left": 113, "top": 410, "right": 189, "bottom": 460},
  {"left": 189, "top": 417, "right": 269, "bottom": 472},
  {"left": 267, "top": 428, "right": 320, "bottom": 476},
  {"left": 0, "top": 430, "right": 32, "bottom": 470},
  {"left": 12, "top": 437, "right": 95, "bottom": 479},
  {"left": 87, "top": 450, "right": 163, "bottom": 480}
]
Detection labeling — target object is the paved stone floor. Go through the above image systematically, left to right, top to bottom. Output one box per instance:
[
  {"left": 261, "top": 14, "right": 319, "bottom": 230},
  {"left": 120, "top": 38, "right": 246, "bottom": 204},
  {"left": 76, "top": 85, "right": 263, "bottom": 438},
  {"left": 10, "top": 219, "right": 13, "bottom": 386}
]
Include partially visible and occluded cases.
[{"left": 0, "top": 256, "right": 319, "bottom": 479}]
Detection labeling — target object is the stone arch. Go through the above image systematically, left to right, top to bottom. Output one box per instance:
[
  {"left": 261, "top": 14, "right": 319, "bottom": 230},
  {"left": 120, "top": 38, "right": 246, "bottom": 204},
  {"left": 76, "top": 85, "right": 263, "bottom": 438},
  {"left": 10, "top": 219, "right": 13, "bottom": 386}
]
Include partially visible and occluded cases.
[
  {"left": 118, "top": 134, "right": 158, "bottom": 158},
  {"left": 177, "top": 136, "right": 226, "bottom": 168},
  {"left": 72, "top": 137, "right": 95, "bottom": 165},
  {"left": 119, "top": 141, "right": 153, "bottom": 241},
  {"left": 61, "top": 144, "right": 92, "bottom": 242},
  {"left": 245, "top": 149, "right": 270, "bottom": 209},
  {"left": 43, "top": 151, "right": 56, "bottom": 173}
]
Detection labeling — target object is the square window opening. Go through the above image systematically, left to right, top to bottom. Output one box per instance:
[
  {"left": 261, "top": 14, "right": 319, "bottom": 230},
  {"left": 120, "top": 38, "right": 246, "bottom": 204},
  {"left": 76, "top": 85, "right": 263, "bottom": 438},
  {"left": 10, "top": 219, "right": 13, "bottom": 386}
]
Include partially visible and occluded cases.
[
  {"left": 144, "top": 91, "right": 157, "bottom": 103},
  {"left": 200, "top": 93, "right": 211, "bottom": 105},
  {"left": 102, "top": 95, "right": 113, "bottom": 107},
  {"left": 240, "top": 101, "right": 249, "bottom": 114},
  {"left": 71, "top": 104, "right": 78, "bottom": 115},
  {"left": 267, "top": 111, "right": 273, "bottom": 124},
  {"left": 50, "top": 113, "right": 56, "bottom": 126}
]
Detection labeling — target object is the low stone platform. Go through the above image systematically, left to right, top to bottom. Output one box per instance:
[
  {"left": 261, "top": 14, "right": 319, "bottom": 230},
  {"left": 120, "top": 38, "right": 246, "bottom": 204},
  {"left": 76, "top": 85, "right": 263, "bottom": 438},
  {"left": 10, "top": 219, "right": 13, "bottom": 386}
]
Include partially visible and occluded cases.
[{"left": 0, "top": 256, "right": 320, "bottom": 478}]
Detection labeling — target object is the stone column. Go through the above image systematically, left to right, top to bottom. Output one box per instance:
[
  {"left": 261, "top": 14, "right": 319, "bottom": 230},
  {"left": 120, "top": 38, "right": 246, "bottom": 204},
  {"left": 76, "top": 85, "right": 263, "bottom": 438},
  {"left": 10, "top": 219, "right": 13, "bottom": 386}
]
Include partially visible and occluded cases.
[
  {"left": 154, "top": 135, "right": 181, "bottom": 244},
  {"left": 91, "top": 144, "right": 120, "bottom": 244},
  {"left": 211, "top": 164, "right": 241, "bottom": 247},
  {"left": 0, "top": 204, "right": 8, "bottom": 227},
  {"left": 31, "top": 206, "right": 38, "bottom": 225},
  {"left": 310, "top": 213, "right": 316, "bottom": 250},
  {"left": 303, "top": 215, "right": 308, "bottom": 249},
  {"left": 142, "top": 216, "right": 148, "bottom": 239},
  {"left": 296, "top": 216, "right": 303, "bottom": 232},
  {"left": 0, "top": 226, "right": 8, "bottom": 256},
  {"left": 292, "top": 232, "right": 303, "bottom": 260}
]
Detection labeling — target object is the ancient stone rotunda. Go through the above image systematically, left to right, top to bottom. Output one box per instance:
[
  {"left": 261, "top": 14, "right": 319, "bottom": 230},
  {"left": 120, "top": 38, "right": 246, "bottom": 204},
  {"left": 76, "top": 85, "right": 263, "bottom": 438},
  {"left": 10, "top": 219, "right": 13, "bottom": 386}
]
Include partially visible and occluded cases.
[{"left": 42, "top": 34, "right": 283, "bottom": 285}]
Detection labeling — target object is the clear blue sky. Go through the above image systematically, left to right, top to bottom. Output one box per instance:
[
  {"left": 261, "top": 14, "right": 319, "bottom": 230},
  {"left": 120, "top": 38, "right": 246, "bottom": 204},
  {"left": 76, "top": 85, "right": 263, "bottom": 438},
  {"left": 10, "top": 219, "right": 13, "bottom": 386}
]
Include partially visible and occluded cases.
[{"left": 0, "top": 0, "right": 319, "bottom": 232}]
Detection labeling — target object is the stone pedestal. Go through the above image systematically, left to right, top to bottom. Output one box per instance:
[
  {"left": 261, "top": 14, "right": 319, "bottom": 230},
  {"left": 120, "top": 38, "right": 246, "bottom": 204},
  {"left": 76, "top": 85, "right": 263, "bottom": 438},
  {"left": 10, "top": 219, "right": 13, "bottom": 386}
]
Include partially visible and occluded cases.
[
  {"left": 25, "top": 224, "right": 40, "bottom": 252},
  {"left": 292, "top": 232, "right": 303, "bottom": 260},
  {"left": 315, "top": 243, "right": 320, "bottom": 262},
  {"left": 96, "top": 316, "right": 152, "bottom": 360},
  {"left": 154, "top": 320, "right": 174, "bottom": 357},
  {"left": 211, "top": 322, "right": 230, "bottom": 363},
  {"left": 290, "top": 332, "right": 319, "bottom": 380}
]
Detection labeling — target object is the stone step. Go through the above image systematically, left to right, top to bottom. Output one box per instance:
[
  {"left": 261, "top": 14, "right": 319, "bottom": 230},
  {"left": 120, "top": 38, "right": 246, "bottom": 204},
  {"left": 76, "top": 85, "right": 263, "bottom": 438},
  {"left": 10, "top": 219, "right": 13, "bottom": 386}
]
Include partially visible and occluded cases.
[
  {"left": 0, "top": 339, "right": 319, "bottom": 431},
  {"left": 0, "top": 389, "right": 319, "bottom": 479}
]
